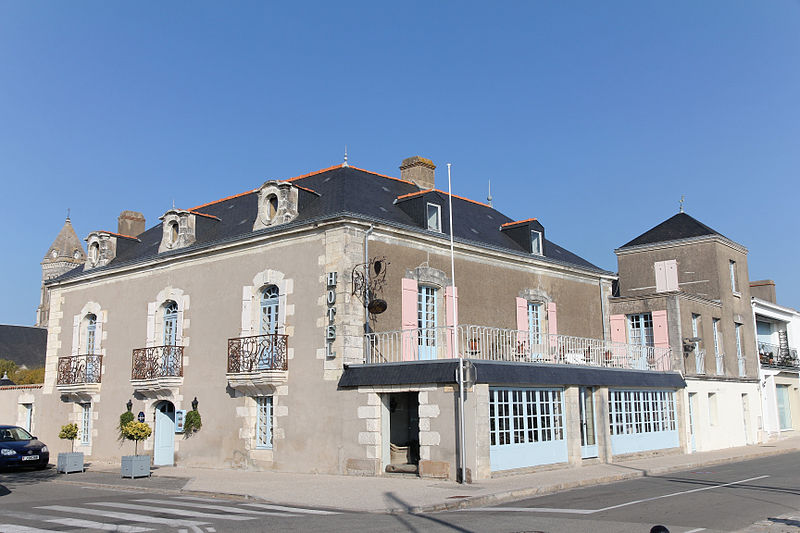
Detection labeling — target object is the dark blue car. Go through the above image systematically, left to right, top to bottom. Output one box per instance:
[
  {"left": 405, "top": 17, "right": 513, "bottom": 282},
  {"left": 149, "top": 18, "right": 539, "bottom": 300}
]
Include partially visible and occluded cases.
[{"left": 0, "top": 425, "right": 49, "bottom": 470}]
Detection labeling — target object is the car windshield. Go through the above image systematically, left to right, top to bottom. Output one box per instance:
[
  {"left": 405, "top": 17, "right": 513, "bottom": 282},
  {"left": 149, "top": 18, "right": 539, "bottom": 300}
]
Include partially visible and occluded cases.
[{"left": 0, "top": 427, "right": 33, "bottom": 441}]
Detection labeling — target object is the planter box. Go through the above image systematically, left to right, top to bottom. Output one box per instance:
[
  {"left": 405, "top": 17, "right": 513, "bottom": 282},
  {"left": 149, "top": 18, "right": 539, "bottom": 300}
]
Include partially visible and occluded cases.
[
  {"left": 57, "top": 452, "right": 84, "bottom": 474},
  {"left": 121, "top": 454, "right": 150, "bottom": 478}
]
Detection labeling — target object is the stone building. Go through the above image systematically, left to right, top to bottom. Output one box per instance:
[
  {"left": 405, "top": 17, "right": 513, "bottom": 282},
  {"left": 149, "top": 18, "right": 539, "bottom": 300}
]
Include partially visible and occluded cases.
[
  {"left": 1, "top": 157, "right": 685, "bottom": 479},
  {"left": 609, "top": 212, "right": 761, "bottom": 453}
]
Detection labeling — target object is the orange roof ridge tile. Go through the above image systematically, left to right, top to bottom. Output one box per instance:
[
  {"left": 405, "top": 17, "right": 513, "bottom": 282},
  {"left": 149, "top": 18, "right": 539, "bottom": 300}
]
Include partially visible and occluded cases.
[
  {"left": 285, "top": 164, "right": 344, "bottom": 182},
  {"left": 347, "top": 165, "right": 416, "bottom": 186},
  {"left": 294, "top": 184, "right": 319, "bottom": 195},
  {"left": 395, "top": 188, "right": 492, "bottom": 208},
  {"left": 190, "top": 189, "right": 258, "bottom": 211},
  {"left": 190, "top": 211, "right": 221, "bottom": 221},
  {"left": 501, "top": 217, "right": 538, "bottom": 228},
  {"left": 100, "top": 231, "right": 141, "bottom": 241}
]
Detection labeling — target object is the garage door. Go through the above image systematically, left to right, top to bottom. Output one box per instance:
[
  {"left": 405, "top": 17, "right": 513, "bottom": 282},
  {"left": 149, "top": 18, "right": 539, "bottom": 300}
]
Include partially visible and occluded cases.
[{"left": 489, "top": 387, "right": 567, "bottom": 471}]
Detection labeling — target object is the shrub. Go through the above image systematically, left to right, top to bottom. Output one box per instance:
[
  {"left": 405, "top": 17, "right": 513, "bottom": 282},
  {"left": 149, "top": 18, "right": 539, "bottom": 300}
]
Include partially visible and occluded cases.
[
  {"left": 183, "top": 409, "right": 202, "bottom": 435},
  {"left": 118, "top": 411, "right": 134, "bottom": 440}
]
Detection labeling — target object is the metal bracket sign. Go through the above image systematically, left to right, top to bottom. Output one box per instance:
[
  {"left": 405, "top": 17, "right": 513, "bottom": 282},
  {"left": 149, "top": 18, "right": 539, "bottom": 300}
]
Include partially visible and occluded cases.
[
  {"left": 326, "top": 272, "right": 337, "bottom": 358},
  {"left": 455, "top": 360, "right": 477, "bottom": 388},
  {"left": 175, "top": 410, "right": 186, "bottom": 433},
  {"left": 137, "top": 411, "right": 145, "bottom": 423}
]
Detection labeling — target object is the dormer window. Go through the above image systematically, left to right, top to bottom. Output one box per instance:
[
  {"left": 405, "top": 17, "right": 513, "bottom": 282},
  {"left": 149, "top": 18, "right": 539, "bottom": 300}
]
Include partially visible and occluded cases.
[
  {"left": 253, "top": 181, "right": 300, "bottom": 231},
  {"left": 427, "top": 203, "right": 442, "bottom": 232},
  {"left": 159, "top": 210, "right": 197, "bottom": 253},
  {"left": 168, "top": 221, "right": 179, "bottom": 246},
  {"left": 531, "top": 230, "right": 542, "bottom": 255},
  {"left": 84, "top": 231, "right": 126, "bottom": 271},
  {"left": 89, "top": 242, "right": 100, "bottom": 264}
]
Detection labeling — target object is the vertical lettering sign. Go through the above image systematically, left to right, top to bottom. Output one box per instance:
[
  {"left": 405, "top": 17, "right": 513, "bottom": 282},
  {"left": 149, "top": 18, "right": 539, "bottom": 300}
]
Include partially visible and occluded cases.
[{"left": 326, "top": 272, "right": 337, "bottom": 358}]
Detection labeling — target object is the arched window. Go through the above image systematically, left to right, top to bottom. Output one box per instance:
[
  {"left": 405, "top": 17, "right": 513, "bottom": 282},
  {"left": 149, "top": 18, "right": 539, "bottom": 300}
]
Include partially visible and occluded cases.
[
  {"left": 260, "top": 286, "right": 280, "bottom": 335},
  {"left": 163, "top": 301, "right": 179, "bottom": 346},
  {"left": 85, "top": 314, "right": 97, "bottom": 354}
]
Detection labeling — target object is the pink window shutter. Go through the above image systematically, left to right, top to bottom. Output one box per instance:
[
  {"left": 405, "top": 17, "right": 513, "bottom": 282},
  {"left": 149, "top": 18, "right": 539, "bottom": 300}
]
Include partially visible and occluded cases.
[
  {"left": 401, "top": 278, "right": 418, "bottom": 361},
  {"left": 445, "top": 286, "right": 459, "bottom": 358},
  {"left": 516, "top": 297, "right": 529, "bottom": 352},
  {"left": 547, "top": 302, "right": 558, "bottom": 350},
  {"left": 652, "top": 310, "right": 670, "bottom": 348},
  {"left": 609, "top": 314, "right": 627, "bottom": 367}
]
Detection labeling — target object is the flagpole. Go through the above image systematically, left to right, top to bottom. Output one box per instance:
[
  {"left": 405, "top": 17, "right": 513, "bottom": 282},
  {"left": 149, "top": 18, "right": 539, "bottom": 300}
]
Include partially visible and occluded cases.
[{"left": 447, "top": 163, "right": 466, "bottom": 484}]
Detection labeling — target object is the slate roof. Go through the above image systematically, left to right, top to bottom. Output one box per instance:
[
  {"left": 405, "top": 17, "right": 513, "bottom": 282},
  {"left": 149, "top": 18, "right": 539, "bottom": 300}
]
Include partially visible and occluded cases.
[
  {"left": 52, "top": 164, "right": 607, "bottom": 282},
  {"left": 619, "top": 212, "right": 726, "bottom": 249},
  {"left": 43, "top": 217, "right": 85, "bottom": 263},
  {"left": 0, "top": 325, "right": 47, "bottom": 369}
]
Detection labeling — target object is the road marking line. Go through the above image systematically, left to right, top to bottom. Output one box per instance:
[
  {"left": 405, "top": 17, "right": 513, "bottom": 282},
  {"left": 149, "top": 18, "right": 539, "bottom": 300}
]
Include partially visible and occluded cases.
[
  {"left": 467, "top": 475, "right": 770, "bottom": 515},
  {"left": 134, "top": 498, "right": 301, "bottom": 517},
  {"left": 241, "top": 502, "right": 340, "bottom": 515},
  {"left": 89, "top": 503, "right": 255, "bottom": 521},
  {"left": 36, "top": 505, "right": 208, "bottom": 528},
  {"left": 47, "top": 517, "right": 153, "bottom": 532},
  {"left": 0, "top": 526, "right": 61, "bottom": 533},
  {"left": 684, "top": 529, "right": 706, "bottom": 533}
]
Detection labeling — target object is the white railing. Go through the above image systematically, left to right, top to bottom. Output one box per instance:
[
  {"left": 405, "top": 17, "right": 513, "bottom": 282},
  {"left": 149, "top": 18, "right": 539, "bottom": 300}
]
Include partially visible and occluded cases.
[
  {"left": 363, "top": 324, "right": 672, "bottom": 372},
  {"left": 695, "top": 348, "right": 706, "bottom": 375},
  {"left": 715, "top": 353, "right": 725, "bottom": 375},
  {"left": 737, "top": 356, "right": 746, "bottom": 377}
]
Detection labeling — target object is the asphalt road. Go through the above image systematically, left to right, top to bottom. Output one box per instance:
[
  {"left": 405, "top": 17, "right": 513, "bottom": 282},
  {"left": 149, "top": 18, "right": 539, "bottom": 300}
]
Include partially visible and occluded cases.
[{"left": 0, "top": 452, "right": 798, "bottom": 532}]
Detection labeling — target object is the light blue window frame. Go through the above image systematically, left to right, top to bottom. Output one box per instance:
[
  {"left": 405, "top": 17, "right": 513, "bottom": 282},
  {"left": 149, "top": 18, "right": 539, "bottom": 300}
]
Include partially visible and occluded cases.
[
  {"left": 426, "top": 203, "right": 442, "bottom": 232},
  {"left": 530, "top": 231, "right": 542, "bottom": 255},
  {"left": 418, "top": 285, "right": 438, "bottom": 360},
  {"left": 260, "top": 286, "right": 280, "bottom": 335},
  {"left": 628, "top": 313, "right": 654, "bottom": 347},
  {"left": 608, "top": 389, "right": 678, "bottom": 455},
  {"left": 256, "top": 396, "right": 273, "bottom": 449},
  {"left": 80, "top": 402, "right": 91, "bottom": 445}
]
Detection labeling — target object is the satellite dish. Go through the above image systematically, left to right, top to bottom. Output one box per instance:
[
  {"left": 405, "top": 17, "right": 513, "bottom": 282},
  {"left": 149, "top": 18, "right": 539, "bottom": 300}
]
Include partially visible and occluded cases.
[{"left": 367, "top": 298, "right": 387, "bottom": 314}]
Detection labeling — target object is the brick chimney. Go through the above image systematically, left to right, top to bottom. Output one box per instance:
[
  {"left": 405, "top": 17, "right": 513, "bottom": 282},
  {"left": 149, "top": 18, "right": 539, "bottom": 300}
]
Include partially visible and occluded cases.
[
  {"left": 400, "top": 156, "right": 436, "bottom": 190},
  {"left": 117, "top": 210, "right": 146, "bottom": 237}
]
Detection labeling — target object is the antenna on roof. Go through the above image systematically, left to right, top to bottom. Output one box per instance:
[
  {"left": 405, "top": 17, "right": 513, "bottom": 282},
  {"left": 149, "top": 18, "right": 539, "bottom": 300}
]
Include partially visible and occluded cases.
[
  {"left": 343, "top": 145, "right": 349, "bottom": 167},
  {"left": 487, "top": 180, "right": 493, "bottom": 207},
  {"left": 679, "top": 195, "right": 685, "bottom": 213},
  {"left": 172, "top": 199, "right": 175, "bottom": 210},
  {"left": 66, "top": 208, "right": 70, "bottom": 222}
]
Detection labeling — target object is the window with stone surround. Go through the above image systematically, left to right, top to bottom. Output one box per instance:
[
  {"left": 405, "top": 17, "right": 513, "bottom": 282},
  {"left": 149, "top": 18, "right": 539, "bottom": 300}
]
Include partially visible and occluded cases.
[{"left": 256, "top": 396, "right": 273, "bottom": 449}]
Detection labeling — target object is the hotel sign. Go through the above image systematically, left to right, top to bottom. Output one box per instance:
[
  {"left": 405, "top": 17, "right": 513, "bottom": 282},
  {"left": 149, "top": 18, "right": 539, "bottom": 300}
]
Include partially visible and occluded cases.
[{"left": 326, "top": 272, "right": 337, "bottom": 358}]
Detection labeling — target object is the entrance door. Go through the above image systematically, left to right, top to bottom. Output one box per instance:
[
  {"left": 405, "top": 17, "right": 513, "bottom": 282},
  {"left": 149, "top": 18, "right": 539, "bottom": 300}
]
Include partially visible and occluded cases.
[
  {"left": 579, "top": 387, "right": 598, "bottom": 459},
  {"left": 688, "top": 392, "right": 697, "bottom": 452},
  {"left": 154, "top": 401, "right": 175, "bottom": 466}
]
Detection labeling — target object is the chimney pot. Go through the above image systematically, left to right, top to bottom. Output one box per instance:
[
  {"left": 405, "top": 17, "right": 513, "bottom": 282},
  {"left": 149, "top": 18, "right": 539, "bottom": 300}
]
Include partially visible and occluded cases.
[
  {"left": 400, "top": 156, "right": 436, "bottom": 190},
  {"left": 118, "top": 210, "right": 146, "bottom": 237}
]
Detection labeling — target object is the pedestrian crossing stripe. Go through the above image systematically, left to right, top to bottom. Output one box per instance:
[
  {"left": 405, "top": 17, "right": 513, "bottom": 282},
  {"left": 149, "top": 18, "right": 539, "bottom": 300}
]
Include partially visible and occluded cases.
[
  {"left": 175, "top": 496, "right": 340, "bottom": 515},
  {"left": 134, "top": 498, "right": 302, "bottom": 517},
  {"left": 90, "top": 502, "right": 255, "bottom": 521},
  {"left": 37, "top": 506, "right": 209, "bottom": 528}
]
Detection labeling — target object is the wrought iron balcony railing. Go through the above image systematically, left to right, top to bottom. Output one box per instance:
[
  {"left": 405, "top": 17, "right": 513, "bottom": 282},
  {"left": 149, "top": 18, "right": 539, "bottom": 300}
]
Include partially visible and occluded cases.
[
  {"left": 364, "top": 325, "right": 672, "bottom": 372},
  {"left": 227, "top": 333, "right": 288, "bottom": 373},
  {"left": 758, "top": 341, "right": 799, "bottom": 368},
  {"left": 131, "top": 345, "right": 183, "bottom": 380},
  {"left": 715, "top": 353, "right": 725, "bottom": 375},
  {"left": 57, "top": 354, "right": 102, "bottom": 385},
  {"left": 738, "top": 356, "right": 746, "bottom": 377}
]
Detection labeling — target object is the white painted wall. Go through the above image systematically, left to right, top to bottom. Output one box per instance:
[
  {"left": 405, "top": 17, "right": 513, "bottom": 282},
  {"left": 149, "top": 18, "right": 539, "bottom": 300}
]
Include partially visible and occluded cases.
[{"left": 683, "top": 379, "right": 760, "bottom": 452}]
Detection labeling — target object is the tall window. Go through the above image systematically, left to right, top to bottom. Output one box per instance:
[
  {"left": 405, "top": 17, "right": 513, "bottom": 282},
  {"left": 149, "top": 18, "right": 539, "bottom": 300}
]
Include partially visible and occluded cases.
[
  {"left": 426, "top": 203, "right": 441, "bottom": 232},
  {"left": 531, "top": 231, "right": 543, "bottom": 255},
  {"left": 729, "top": 260, "right": 738, "bottom": 293},
  {"left": 260, "top": 286, "right": 280, "bottom": 335},
  {"left": 418, "top": 286, "right": 438, "bottom": 360},
  {"left": 163, "top": 301, "right": 179, "bottom": 346},
  {"left": 528, "top": 302, "right": 544, "bottom": 346},
  {"left": 628, "top": 313, "right": 654, "bottom": 347},
  {"left": 85, "top": 314, "right": 97, "bottom": 354},
  {"left": 691, "top": 314, "right": 701, "bottom": 351},
  {"left": 712, "top": 318, "right": 722, "bottom": 356},
  {"left": 735, "top": 323, "right": 743, "bottom": 359},
  {"left": 256, "top": 396, "right": 273, "bottom": 449},
  {"left": 80, "top": 403, "right": 91, "bottom": 445}
]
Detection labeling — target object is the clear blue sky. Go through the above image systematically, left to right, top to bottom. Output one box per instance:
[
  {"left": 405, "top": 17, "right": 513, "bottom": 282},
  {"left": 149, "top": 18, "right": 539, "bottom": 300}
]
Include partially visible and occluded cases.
[{"left": 2, "top": 1, "right": 799, "bottom": 325}]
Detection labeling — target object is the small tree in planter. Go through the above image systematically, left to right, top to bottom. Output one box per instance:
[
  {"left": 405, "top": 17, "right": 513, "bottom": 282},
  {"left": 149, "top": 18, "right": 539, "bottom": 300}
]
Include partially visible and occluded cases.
[
  {"left": 118, "top": 410, "right": 134, "bottom": 441},
  {"left": 120, "top": 421, "right": 152, "bottom": 478},
  {"left": 57, "top": 423, "right": 84, "bottom": 474}
]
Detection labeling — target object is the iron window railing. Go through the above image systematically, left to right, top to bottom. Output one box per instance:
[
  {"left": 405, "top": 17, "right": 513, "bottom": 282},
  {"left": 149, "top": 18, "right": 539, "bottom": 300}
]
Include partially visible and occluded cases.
[
  {"left": 227, "top": 334, "right": 288, "bottom": 373},
  {"left": 758, "top": 341, "right": 800, "bottom": 368},
  {"left": 131, "top": 345, "right": 183, "bottom": 380},
  {"left": 694, "top": 348, "right": 706, "bottom": 375},
  {"left": 57, "top": 354, "right": 102, "bottom": 385}
]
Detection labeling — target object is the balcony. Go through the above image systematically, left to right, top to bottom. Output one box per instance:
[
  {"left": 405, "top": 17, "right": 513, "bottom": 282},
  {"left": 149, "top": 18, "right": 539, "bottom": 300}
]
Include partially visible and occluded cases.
[
  {"left": 364, "top": 325, "right": 672, "bottom": 372},
  {"left": 226, "top": 334, "right": 289, "bottom": 394},
  {"left": 759, "top": 341, "right": 800, "bottom": 369},
  {"left": 130, "top": 345, "right": 184, "bottom": 396},
  {"left": 56, "top": 354, "right": 102, "bottom": 397}
]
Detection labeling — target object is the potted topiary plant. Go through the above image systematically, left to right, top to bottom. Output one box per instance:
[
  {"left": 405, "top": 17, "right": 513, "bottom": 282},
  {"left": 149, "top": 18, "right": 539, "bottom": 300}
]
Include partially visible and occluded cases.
[
  {"left": 120, "top": 420, "right": 152, "bottom": 478},
  {"left": 56, "top": 423, "right": 84, "bottom": 474}
]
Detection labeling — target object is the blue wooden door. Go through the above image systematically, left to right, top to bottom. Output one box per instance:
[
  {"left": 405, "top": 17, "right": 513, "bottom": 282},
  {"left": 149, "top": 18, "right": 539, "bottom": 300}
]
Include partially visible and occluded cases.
[{"left": 154, "top": 402, "right": 175, "bottom": 466}]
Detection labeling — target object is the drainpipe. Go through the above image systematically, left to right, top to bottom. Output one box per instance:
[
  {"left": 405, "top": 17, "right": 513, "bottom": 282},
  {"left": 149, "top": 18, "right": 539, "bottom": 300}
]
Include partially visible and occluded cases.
[{"left": 363, "top": 225, "right": 374, "bottom": 334}]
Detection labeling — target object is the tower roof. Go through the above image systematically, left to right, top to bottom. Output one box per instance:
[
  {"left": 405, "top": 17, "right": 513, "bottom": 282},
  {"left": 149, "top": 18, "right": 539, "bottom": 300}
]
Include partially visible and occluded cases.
[
  {"left": 618, "top": 212, "right": 727, "bottom": 249},
  {"left": 42, "top": 217, "right": 86, "bottom": 264}
]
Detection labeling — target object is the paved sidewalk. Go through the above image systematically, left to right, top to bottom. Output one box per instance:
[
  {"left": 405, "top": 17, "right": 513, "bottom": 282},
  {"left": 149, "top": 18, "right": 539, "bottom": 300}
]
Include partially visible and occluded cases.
[{"left": 55, "top": 436, "right": 800, "bottom": 515}]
